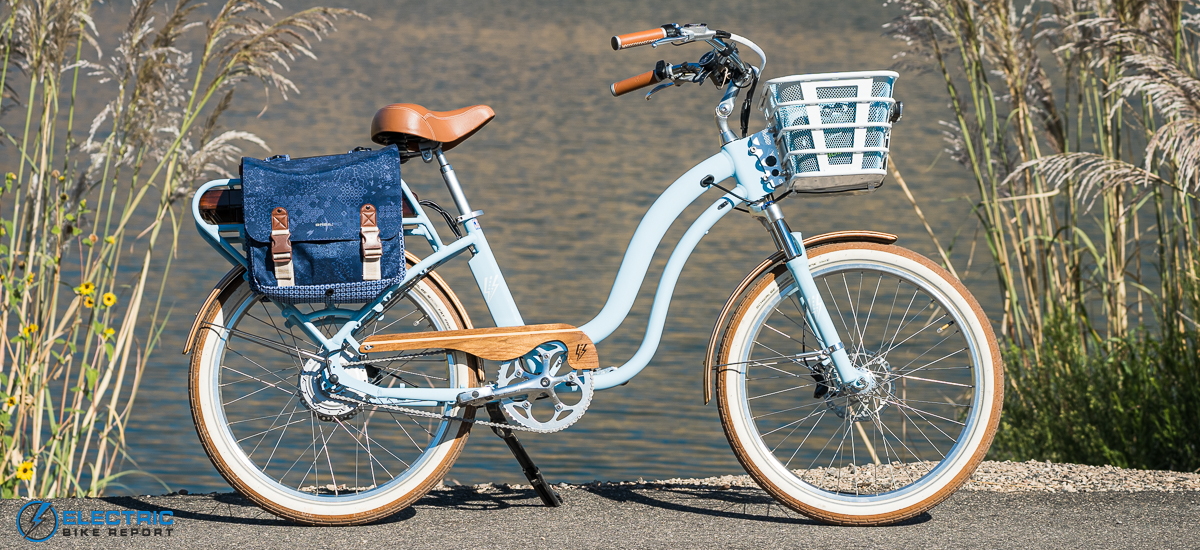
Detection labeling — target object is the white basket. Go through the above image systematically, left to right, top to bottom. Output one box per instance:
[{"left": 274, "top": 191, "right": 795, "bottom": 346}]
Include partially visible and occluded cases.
[{"left": 762, "top": 71, "right": 898, "bottom": 194}]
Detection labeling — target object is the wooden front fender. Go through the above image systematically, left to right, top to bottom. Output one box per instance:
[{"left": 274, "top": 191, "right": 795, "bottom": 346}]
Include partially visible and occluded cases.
[{"left": 702, "top": 230, "right": 899, "bottom": 404}]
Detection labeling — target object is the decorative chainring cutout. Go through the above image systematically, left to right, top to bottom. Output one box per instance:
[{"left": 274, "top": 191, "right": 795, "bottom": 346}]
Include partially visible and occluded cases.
[{"left": 496, "top": 343, "right": 593, "bottom": 433}]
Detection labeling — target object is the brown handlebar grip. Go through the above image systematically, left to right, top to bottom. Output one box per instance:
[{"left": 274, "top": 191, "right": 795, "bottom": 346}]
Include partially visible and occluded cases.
[
  {"left": 611, "top": 28, "right": 668, "bottom": 50},
  {"left": 610, "top": 70, "right": 662, "bottom": 97}
]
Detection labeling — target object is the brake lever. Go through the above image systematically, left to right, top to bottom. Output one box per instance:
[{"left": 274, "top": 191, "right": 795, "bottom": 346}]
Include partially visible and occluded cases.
[{"left": 645, "top": 81, "right": 678, "bottom": 100}]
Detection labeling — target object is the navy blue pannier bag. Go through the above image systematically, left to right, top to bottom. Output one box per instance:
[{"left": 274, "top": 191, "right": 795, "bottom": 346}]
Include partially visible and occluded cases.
[{"left": 240, "top": 145, "right": 405, "bottom": 304}]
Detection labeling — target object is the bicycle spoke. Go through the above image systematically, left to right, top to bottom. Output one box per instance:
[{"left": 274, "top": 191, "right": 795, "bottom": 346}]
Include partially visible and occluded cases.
[{"left": 735, "top": 260, "right": 985, "bottom": 500}]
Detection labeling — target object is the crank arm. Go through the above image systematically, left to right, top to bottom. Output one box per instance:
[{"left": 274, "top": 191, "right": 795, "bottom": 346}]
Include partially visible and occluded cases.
[{"left": 457, "top": 371, "right": 580, "bottom": 407}]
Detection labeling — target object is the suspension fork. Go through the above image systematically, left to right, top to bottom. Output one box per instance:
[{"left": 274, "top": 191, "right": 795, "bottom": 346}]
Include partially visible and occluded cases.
[{"left": 760, "top": 203, "right": 871, "bottom": 392}]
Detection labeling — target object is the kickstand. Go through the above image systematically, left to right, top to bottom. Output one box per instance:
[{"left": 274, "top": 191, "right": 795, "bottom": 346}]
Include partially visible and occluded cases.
[{"left": 484, "top": 402, "right": 563, "bottom": 507}]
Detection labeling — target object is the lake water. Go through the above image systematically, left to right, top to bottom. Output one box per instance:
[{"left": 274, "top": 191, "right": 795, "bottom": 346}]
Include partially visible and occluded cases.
[{"left": 99, "top": 0, "right": 994, "bottom": 495}]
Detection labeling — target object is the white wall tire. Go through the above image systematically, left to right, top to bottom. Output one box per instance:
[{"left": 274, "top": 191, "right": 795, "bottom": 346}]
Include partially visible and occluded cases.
[
  {"left": 716, "top": 243, "right": 1002, "bottom": 525},
  {"left": 189, "top": 268, "right": 478, "bottom": 525}
]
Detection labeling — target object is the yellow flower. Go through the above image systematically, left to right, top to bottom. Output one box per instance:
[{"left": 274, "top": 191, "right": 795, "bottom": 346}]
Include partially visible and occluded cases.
[
  {"left": 104, "top": 235, "right": 115, "bottom": 244},
  {"left": 25, "top": 273, "right": 33, "bottom": 284},
  {"left": 78, "top": 282, "right": 95, "bottom": 296},
  {"left": 101, "top": 292, "right": 117, "bottom": 307},
  {"left": 83, "top": 296, "right": 95, "bottom": 308},
  {"left": 21, "top": 323, "right": 38, "bottom": 337},
  {"left": 103, "top": 328, "right": 115, "bottom": 339},
  {"left": 4, "top": 395, "right": 16, "bottom": 409},
  {"left": 15, "top": 461, "right": 33, "bottom": 481}
]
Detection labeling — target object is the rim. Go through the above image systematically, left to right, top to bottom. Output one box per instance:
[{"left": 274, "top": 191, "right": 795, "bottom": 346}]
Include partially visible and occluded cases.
[
  {"left": 730, "top": 255, "right": 986, "bottom": 503},
  {"left": 205, "top": 285, "right": 463, "bottom": 505}
]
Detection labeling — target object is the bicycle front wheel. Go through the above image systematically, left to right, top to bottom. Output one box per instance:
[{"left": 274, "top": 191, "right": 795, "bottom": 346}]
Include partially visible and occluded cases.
[
  {"left": 715, "top": 242, "right": 1002, "bottom": 525},
  {"left": 189, "top": 263, "right": 479, "bottom": 525}
]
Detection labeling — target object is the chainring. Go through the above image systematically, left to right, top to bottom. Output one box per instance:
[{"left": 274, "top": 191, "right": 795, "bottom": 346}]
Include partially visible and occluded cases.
[{"left": 495, "top": 344, "right": 593, "bottom": 433}]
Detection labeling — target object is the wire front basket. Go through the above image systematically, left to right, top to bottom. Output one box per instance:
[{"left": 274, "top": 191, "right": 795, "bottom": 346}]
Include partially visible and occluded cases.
[{"left": 762, "top": 71, "right": 898, "bottom": 194}]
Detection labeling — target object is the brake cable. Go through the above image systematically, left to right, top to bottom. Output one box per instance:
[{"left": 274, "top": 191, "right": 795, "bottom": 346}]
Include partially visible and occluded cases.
[
  {"left": 739, "top": 70, "right": 759, "bottom": 138},
  {"left": 419, "top": 200, "right": 463, "bottom": 238}
]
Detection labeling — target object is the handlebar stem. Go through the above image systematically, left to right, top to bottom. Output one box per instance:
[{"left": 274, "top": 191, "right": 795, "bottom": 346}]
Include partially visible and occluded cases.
[{"left": 715, "top": 80, "right": 740, "bottom": 145}]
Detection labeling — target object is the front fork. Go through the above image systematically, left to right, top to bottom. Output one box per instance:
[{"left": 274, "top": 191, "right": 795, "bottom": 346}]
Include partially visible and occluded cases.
[{"left": 761, "top": 203, "right": 872, "bottom": 393}]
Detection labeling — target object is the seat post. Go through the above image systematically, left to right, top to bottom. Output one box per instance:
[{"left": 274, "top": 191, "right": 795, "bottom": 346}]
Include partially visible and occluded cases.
[{"left": 432, "top": 148, "right": 477, "bottom": 220}]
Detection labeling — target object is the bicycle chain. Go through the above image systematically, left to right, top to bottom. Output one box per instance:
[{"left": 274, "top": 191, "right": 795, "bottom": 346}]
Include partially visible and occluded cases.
[
  {"left": 339, "top": 350, "right": 451, "bottom": 366},
  {"left": 331, "top": 351, "right": 591, "bottom": 433},
  {"left": 326, "top": 384, "right": 553, "bottom": 433}
]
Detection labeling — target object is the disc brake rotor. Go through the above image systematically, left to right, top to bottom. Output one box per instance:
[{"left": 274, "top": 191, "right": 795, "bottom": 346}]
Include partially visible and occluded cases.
[
  {"left": 496, "top": 344, "right": 593, "bottom": 433},
  {"left": 825, "top": 352, "right": 893, "bottom": 422}
]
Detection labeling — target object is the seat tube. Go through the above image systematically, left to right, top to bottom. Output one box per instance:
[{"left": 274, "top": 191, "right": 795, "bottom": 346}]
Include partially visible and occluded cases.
[
  {"left": 431, "top": 148, "right": 523, "bottom": 326},
  {"left": 434, "top": 149, "right": 476, "bottom": 218},
  {"left": 763, "top": 203, "right": 868, "bottom": 391}
]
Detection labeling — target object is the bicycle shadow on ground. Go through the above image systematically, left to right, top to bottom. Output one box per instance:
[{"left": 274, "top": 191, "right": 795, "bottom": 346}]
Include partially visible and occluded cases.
[
  {"left": 582, "top": 483, "right": 933, "bottom": 527},
  {"left": 413, "top": 485, "right": 558, "bottom": 512},
  {"left": 99, "top": 486, "right": 552, "bottom": 527},
  {"left": 94, "top": 494, "right": 418, "bottom": 527}
]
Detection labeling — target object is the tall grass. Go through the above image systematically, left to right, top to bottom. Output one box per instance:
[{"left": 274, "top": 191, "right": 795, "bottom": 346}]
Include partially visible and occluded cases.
[
  {"left": 0, "top": 0, "right": 362, "bottom": 498},
  {"left": 888, "top": 0, "right": 1200, "bottom": 470}
]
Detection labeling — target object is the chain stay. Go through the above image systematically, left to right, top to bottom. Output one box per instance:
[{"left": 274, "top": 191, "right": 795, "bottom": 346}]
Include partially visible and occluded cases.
[
  {"left": 334, "top": 350, "right": 590, "bottom": 433},
  {"left": 328, "top": 390, "right": 553, "bottom": 432}
]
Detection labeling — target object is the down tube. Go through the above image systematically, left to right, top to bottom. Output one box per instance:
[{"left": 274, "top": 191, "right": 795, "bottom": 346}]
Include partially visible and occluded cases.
[
  {"left": 579, "top": 152, "right": 735, "bottom": 343},
  {"left": 592, "top": 195, "right": 738, "bottom": 391}
]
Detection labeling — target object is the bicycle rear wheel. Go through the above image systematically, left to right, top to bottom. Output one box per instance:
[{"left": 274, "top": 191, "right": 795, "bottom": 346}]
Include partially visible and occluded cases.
[
  {"left": 715, "top": 242, "right": 1002, "bottom": 525},
  {"left": 189, "top": 262, "right": 479, "bottom": 525}
]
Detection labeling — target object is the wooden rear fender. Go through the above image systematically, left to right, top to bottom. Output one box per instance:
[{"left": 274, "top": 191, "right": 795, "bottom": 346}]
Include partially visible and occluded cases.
[
  {"left": 702, "top": 230, "right": 898, "bottom": 404},
  {"left": 182, "top": 251, "right": 473, "bottom": 355}
]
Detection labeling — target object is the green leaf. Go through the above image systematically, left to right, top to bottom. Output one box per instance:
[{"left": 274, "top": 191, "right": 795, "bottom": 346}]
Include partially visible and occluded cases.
[{"left": 85, "top": 366, "right": 98, "bottom": 389}]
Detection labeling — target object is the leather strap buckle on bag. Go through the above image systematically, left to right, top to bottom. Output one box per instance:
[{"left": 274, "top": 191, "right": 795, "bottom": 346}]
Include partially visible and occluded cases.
[
  {"left": 360, "top": 204, "right": 382, "bottom": 281},
  {"left": 270, "top": 207, "right": 294, "bottom": 287}
]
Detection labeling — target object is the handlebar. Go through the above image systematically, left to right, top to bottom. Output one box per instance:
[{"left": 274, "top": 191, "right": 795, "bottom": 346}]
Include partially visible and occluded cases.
[
  {"left": 608, "top": 24, "right": 769, "bottom": 141},
  {"left": 611, "top": 27, "right": 669, "bottom": 50},
  {"left": 610, "top": 60, "right": 670, "bottom": 97},
  {"left": 610, "top": 70, "right": 662, "bottom": 97}
]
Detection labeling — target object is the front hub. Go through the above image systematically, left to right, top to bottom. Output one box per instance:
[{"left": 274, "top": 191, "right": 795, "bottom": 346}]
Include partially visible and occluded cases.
[{"left": 826, "top": 352, "right": 893, "bottom": 422}]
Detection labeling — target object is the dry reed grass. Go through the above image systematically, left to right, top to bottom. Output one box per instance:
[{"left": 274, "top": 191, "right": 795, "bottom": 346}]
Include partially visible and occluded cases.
[{"left": 0, "top": 0, "right": 363, "bottom": 498}]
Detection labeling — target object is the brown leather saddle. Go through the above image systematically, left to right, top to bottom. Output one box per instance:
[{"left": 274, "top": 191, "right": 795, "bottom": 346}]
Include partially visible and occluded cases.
[{"left": 370, "top": 103, "right": 494, "bottom": 153}]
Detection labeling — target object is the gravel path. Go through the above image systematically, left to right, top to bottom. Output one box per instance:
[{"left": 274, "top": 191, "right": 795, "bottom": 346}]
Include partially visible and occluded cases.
[{"left": 458, "top": 460, "right": 1200, "bottom": 495}]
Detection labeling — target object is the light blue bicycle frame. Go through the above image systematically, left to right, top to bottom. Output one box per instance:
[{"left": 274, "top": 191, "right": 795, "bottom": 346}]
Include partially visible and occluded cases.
[{"left": 192, "top": 125, "right": 863, "bottom": 407}]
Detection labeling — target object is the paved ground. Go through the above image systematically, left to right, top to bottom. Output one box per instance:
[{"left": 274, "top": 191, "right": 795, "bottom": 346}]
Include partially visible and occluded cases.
[{"left": 2, "top": 484, "right": 1197, "bottom": 549}]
